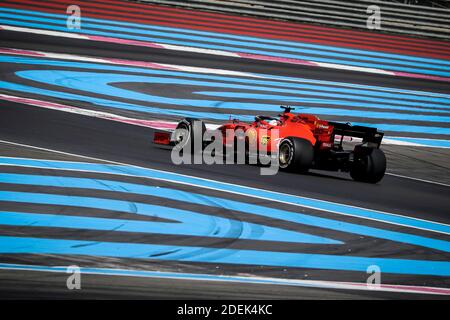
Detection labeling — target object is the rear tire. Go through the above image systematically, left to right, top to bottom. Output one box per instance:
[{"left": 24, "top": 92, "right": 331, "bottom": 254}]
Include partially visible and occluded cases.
[
  {"left": 278, "top": 137, "right": 314, "bottom": 172},
  {"left": 350, "top": 148, "right": 386, "bottom": 183}
]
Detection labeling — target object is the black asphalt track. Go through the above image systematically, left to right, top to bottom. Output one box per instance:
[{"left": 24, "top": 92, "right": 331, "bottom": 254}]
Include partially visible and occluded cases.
[
  {"left": 0, "top": 28, "right": 449, "bottom": 299},
  {"left": 0, "top": 101, "right": 449, "bottom": 298},
  {"left": 1, "top": 101, "right": 448, "bottom": 223}
]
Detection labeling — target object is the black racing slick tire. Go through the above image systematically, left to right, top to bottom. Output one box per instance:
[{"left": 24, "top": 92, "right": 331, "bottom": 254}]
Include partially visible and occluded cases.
[
  {"left": 173, "top": 118, "right": 206, "bottom": 154},
  {"left": 278, "top": 137, "right": 314, "bottom": 172},
  {"left": 350, "top": 148, "right": 386, "bottom": 184}
]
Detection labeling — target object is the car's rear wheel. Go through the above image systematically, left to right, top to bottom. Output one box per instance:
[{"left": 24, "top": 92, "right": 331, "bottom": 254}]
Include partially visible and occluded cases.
[
  {"left": 278, "top": 137, "right": 314, "bottom": 172},
  {"left": 350, "top": 148, "right": 386, "bottom": 183}
]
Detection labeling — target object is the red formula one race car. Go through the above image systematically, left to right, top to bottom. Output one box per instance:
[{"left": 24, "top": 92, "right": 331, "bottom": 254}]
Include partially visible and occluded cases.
[{"left": 154, "top": 106, "right": 386, "bottom": 183}]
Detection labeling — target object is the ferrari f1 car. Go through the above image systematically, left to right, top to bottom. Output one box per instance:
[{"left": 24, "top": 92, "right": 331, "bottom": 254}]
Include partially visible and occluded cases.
[{"left": 154, "top": 106, "right": 386, "bottom": 183}]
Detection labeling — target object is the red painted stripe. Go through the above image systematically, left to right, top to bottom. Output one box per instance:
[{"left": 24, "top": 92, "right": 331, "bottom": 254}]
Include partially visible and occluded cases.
[
  {"left": 3, "top": 0, "right": 450, "bottom": 60},
  {"left": 7, "top": 0, "right": 449, "bottom": 54},
  {"left": 17, "top": 0, "right": 449, "bottom": 51},
  {"left": 79, "top": 0, "right": 450, "bottom": 49},
  {"left": 94, "top": 0, "right": 448, "bottom": 46},
  {"left": 5, "top": 1, "right": 449, "bottom": 61},
  {"left": 114, "top": 16, "right": 450, "bottom": 58},
  {"left": 9, "top": 25, "right": 450, "bottom": 82}
]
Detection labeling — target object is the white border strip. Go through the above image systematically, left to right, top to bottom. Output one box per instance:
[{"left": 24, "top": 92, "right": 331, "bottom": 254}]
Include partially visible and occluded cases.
[
  {"left": 3, "top": 24, "right": 450, "bottom": 82},
  {"left": 0, "top": 263, "right": 449, "bottom": 296}
]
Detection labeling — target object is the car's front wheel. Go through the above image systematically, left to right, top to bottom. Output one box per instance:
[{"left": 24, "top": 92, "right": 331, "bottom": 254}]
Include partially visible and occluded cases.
[{"left": 173, "top": 118, "right": 206, "bottom": 154}]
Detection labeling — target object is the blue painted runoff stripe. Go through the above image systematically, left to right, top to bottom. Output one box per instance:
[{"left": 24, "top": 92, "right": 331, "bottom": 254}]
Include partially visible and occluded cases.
[
  {"left": 2, "top": 7, "right": 450, "bottom": 68},
  {"left": 1, "top": 9, "right": 449, "bottom": 72},
  {"left": 2, "top": 11, "right": 450, "bottom": 74},
  {"left": 1, "top": 17, "right": 450, "bottom": 77},
  {"left": 2, "top": 54, "right": 450, "bottom": 108},
  {"left": 19, "top": 67, "right": 450, "bottom": 116},
  {"left": 20, "top": 68, "right": 450, "bottom": 114},
  {"left": 15, "top": 69, "right": 450, "bottom": 123},
  {"left": 3, "top": 78, "right": 450, "bottom": 136},
  {"left": 0, "top": 80, "right": 253, "bottom": 122},
  {"left": 193, "top": 91, "right": 450, "bottom": 123},
  {"left": 193, "top": 91, "right": 450, "bottom": 113},
  {"left": 351, "top": 122, "right": 450, "bottom": 135},
  {"left": 386, "top": 137, "right": 450, "bottom": 148},
  {"left": 1, "top": 157, "right": 449, "bottom": 236},
  {"left": 2, "top": 173, "right": 449, "bottom": 251},
  {"left": 0, "top": 191, "right": 334, "bottom": 244},
  {"left": 0, "top": 211, "right": 335, "bottom": 245},
  {"left": 0, "top": 236, "right": 449, "bottom": 276}
]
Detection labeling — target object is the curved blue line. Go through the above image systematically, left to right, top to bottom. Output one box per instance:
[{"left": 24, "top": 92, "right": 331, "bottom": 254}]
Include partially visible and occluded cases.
[
  {"left": 2, "top": 55, "right": 450, "bottom": 107},
  {"left": 15, "top": 70, "right": 450, "bottom": 124},
  {"left": 2, "top": 77, "right": 450, "bottom": 135},
  {"left": 0, "top": 80, "right": 253, "bottom": 121},
  {"left": 194, "top": 91, "right": 450, "bottom": 123},
  {"left": 0, "top": 158, "right": 449, "bottom": 236},
  {"left": 1, "top": 173, "right": 449, "bottom": 252},
  {"left": 0, "top": 191, "right": 338, "bottom": 244},
  {"left": 0, "top": 236, "right": 449, "bottom": 276}
]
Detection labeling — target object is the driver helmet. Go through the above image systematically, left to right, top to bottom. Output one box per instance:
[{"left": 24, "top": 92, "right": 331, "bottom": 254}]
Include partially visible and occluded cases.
[{"left": 268, "top": 119, "right": 278, "bottom": 126}]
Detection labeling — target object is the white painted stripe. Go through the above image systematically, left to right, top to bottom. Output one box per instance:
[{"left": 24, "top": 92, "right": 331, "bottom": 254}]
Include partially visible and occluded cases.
[
  {"left": 1, "top": 25, "right": 89, "bottom": 40},
  {"left": 2, "top": 25, "right": 444, "bottom": 81},
  {"left": 162, "top": 43, "right": 240, "bottom": 57},
  {"left": 0, "top": 47, "right": 261, "bottom": 78},
  {"left": 316, "top": 62, "right": 394, "bottom": 75},
  {"left": 158, "top": 64, "right": 262, "bottom": 77},
  {"left": 0, "top": 93, "right": 221, "bottom": 130},
  {"left": 0, "top": 94, "right": 177, "bottom": 130},
  {"left": 383, "top": 137, "right": 450, "bottom": 149},
  {"left": 382, "top": 138, "right": 427, "bottom": 147},
  {"left": 0, "top": 139, "right": 448, "bottom": 236},
  {"left": 386, "top": 172, "right": 450, "bottom": 188},
  {"left": 1, "top": 263, "right": 448, "bottom": 295}
]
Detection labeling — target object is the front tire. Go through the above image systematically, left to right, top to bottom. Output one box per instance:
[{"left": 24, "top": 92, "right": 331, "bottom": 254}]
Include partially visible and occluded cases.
[
  {"left": 173, "top": 118, "right": 206, "bottom": 154},
  {"left": 278, "top": 137, "right": 314, "bottom": 172},
  {"left": 350, "top": 148, "right": 386, "bottom": 183}
]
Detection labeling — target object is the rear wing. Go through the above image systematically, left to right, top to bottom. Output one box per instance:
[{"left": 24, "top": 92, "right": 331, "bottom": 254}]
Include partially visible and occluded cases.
[{"left": 329, "top": 122, "right": 384, "bottom": 148}]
